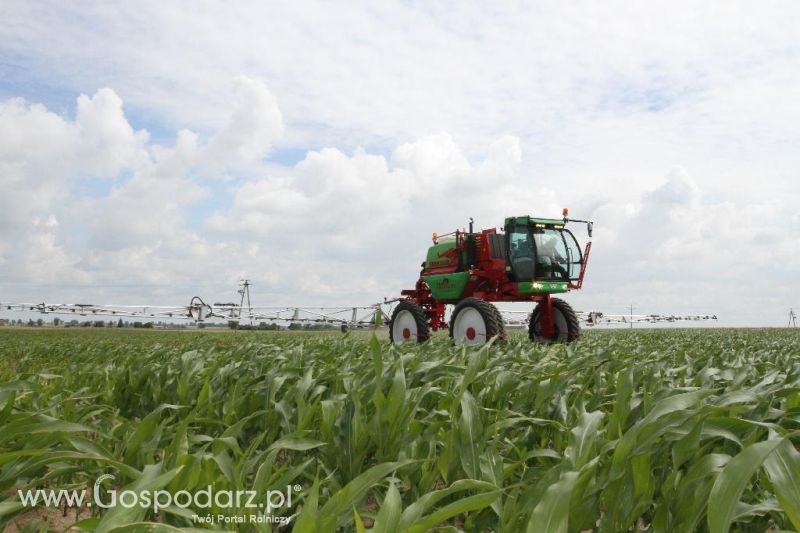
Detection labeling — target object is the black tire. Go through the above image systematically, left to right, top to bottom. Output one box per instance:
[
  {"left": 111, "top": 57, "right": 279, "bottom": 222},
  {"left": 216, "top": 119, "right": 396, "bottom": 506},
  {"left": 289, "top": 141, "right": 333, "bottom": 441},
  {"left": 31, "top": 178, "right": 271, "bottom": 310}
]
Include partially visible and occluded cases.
[
  {"left": 449, "top": 297, "right": 505, "bottom": 345},
  {"left": 529, "top": 297, "right": 580, "bottom": 343},
  {"left": 390, "top": 300, "right": 430, "bottom": 344},
  {"left": 488, "top": 303, "right": 507, "bottom": 343}
]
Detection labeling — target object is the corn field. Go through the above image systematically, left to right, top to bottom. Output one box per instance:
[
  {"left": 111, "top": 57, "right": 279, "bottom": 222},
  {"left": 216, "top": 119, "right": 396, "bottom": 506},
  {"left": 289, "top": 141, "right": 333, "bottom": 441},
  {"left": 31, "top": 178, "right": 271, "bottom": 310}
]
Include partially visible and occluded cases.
[{"left": 1, "top": 328, "right": 800, "bottom": 532}]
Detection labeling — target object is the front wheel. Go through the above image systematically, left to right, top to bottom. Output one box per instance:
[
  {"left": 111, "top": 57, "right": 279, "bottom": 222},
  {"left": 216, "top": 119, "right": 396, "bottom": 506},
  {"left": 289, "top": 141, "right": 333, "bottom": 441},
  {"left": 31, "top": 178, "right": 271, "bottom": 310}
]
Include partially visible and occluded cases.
[
  {"left": 450, "top": 297, "right": 505, "bottom": 346},
  {"left": 529, "top": 297, "right": 580, "bottom": 343},
  {"left": 390, "top": 300, "right": 430, "bottom": 344}
]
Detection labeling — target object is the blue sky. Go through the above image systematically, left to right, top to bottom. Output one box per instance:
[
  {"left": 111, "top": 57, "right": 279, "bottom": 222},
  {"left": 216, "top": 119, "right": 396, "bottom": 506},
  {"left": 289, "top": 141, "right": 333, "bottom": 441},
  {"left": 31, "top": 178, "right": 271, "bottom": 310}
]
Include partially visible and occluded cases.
[{"left": 1, "top": 1, "right": 799, "bottom": 326}]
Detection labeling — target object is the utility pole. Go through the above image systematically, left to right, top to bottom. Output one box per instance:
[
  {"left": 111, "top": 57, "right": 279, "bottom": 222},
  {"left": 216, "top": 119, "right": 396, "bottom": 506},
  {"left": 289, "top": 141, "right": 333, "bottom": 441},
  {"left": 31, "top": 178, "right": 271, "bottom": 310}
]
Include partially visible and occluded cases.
[
  {"left": 238, "top": 279, "right": 253, "bottom": 327},
  {"left": 629, "top": 304, "right": 634, "bottom": 329},
  {"left": 790, "top": 308, "right": 797, "bottom": 328}
]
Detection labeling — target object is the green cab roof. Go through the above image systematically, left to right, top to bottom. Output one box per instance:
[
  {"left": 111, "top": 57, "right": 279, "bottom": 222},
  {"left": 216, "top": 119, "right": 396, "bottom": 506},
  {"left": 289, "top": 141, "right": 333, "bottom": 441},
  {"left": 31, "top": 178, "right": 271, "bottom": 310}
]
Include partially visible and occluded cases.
[{"left": 504, "top": 215, "right": 565, "bottom": 228}]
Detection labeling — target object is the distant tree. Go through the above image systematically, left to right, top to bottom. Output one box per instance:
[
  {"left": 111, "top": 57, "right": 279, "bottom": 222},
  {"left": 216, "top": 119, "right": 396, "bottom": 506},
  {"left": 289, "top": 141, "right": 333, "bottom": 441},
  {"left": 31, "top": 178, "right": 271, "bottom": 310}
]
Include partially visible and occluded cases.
[
  {"left": 36, "top": 318, "right": 44, "bottom": 327},
  {"left": 53, "top": 318, "right": 61, "bottom": 326},
  {"left": 117, "top": 318, "right": 124, "bottom": 328},
  {"left": 27, "top": 319, "right": 35, "bottom": 327},
  {"left": 93, "top": 320, "right": 105, "bottom": 328},
  {"left": 228, "top": 321, "right": 239, "bottom": 330},
  {"left": 143, "top": 322, "right": 154, "bottom": 328}
]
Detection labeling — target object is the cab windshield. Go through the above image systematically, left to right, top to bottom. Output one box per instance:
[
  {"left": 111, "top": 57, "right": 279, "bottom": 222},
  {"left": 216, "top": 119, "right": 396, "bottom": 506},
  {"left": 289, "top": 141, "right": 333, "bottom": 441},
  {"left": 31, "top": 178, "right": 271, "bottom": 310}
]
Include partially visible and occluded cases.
[
  {"left": 508, "top": 226, "right": 583, "bottom": 281},
  {"left": 533, "top": 228, "right": 570, "bottom": 280}
]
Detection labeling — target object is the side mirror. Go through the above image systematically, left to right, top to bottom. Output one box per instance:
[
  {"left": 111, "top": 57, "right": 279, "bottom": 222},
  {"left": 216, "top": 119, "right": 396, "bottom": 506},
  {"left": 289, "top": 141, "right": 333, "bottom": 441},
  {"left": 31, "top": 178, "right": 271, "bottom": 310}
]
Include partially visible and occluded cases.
[{"left": 587, "top": 221, "right": 593, "bottom": 238}]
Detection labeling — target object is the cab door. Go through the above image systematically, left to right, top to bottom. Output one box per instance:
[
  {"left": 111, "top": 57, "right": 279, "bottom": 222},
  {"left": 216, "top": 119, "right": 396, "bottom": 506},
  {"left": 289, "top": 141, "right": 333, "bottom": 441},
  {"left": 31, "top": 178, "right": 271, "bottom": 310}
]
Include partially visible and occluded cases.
[
  {"left": 505, "top": 225, "right": 536, "bottom": 281},
  {"left": 561, "top": 229, "right": 583, "bottom": 281}
]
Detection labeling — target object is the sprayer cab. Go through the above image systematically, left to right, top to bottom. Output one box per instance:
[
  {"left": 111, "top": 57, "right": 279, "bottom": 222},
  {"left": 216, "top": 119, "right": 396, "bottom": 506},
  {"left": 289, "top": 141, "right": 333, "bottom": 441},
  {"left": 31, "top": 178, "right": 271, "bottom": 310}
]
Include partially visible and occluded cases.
[{"left": 502, "top": 215, "right": 588, "bottom": 285}]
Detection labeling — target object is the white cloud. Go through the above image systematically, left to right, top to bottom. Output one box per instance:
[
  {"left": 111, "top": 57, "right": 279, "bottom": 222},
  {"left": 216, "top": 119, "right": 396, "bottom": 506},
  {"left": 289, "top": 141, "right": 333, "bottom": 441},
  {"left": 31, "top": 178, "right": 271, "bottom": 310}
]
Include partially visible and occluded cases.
[
  {"left": 198, "top": 76, "right": 284, "bottom": 175},
  {"left": 75, "top": 88, "right": 150, "bottom": 175},
  {"left": 0, "top": 90, "right": 149, "bottom": 281},
  {"left": 207, "top": 132, "right": 544, "bottom": 252},
  {"left": 577, "top": 169, "right": 799, "bottom": 323},
  {"left": 1, "top": 216, "right": 90, "bottom": 287}
]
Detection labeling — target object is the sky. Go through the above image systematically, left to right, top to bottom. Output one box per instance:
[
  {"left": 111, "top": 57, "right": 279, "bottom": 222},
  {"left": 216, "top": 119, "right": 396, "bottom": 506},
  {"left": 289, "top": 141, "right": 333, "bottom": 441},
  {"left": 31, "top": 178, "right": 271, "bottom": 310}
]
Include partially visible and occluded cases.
[{"left": 1, "top": 1, "right": 799, "bottom": 326}]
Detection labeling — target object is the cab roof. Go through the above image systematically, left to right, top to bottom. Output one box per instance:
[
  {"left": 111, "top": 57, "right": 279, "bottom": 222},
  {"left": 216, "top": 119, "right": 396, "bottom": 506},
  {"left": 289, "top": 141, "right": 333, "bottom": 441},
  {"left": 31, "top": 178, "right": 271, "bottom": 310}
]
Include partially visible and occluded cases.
[{"left": 504, "top": 215, "right": 565, "bottom": 229}]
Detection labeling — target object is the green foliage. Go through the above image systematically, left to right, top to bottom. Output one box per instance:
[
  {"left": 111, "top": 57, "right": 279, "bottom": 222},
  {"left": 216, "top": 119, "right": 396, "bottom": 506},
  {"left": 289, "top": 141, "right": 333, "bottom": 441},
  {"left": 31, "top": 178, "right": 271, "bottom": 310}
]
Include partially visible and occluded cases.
[{"left": 0, "top": 328, "right": 799, "bottom": 531}]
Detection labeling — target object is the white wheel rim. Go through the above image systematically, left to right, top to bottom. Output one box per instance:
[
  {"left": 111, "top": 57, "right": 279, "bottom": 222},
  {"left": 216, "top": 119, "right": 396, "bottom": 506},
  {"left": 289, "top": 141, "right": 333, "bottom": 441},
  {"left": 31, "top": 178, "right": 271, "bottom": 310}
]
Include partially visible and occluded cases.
[
  {"left": 453, "top": 307, "right": 488, "bottom": 346},
  {"left": 534, "top": 307, "right": 569, "bottom": 341},
  {"left": 392, "top": 310, "right": 418, "bottom": 343}
]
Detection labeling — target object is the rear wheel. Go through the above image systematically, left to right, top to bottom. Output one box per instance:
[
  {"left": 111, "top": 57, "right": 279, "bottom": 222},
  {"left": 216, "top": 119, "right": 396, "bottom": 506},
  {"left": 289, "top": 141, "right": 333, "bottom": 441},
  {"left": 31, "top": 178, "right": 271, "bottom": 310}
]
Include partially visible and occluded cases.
[
  {"left": 450, "top": 297, "right": 505, "bottom": 346},
  {"left": 529, "top": 297, "right": 580, "bottom": 343},
  {"left": 390, "top": 301, "right": 430, "bottom": 344}
]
